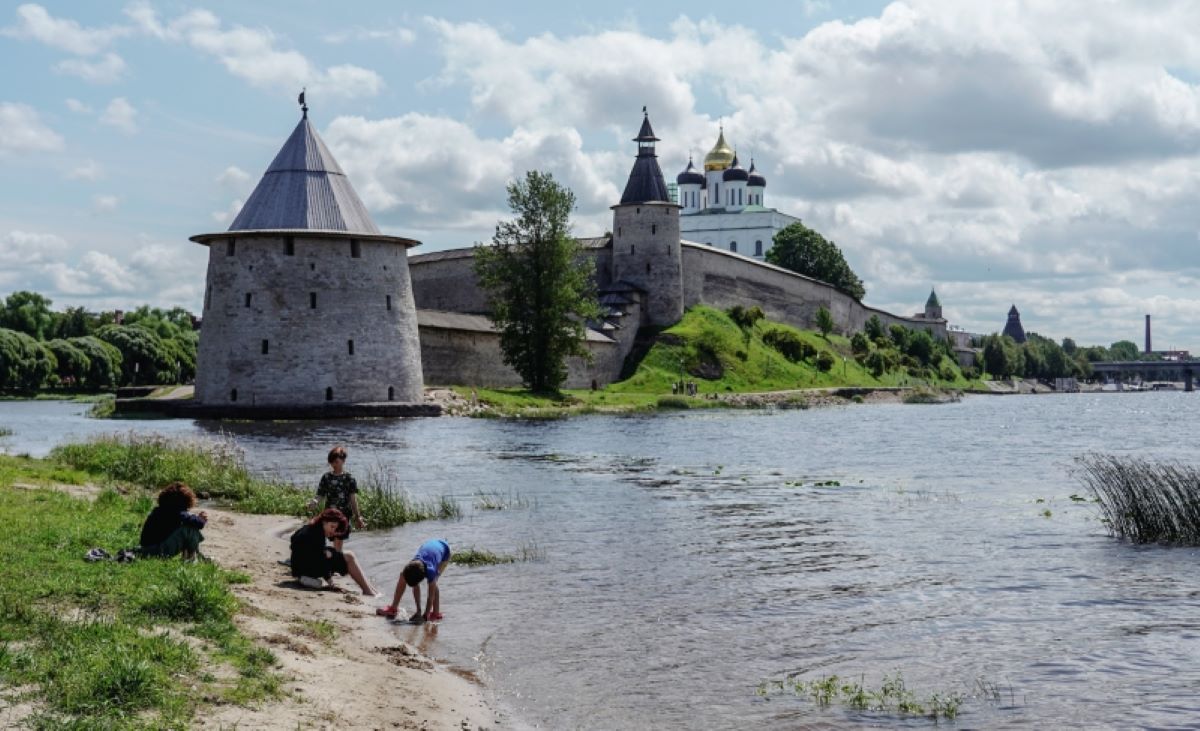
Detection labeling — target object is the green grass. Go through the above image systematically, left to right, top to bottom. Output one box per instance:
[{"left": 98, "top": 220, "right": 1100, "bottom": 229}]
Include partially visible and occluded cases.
[
  {"left": 49, "top": 434, "right": 458, "bottom": 530},
  {"left": 0, "top": 466, "right": 281, "bottom": 729},
  {"left": 473, "top": 489, "right": 532, "bottom": 511},
  {"left": 451, "top": 542, "right": 543, "bottom": 566},
  {"left": 290, "top": 618, "right": 339, "bottom": 645}
]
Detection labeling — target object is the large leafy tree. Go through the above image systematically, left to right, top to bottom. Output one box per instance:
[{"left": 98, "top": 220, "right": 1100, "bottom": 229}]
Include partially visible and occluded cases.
[
  {"left": 473, "top": 171, "right": 602, "bottom": 394},
  {"left": 766, "top": 222, "right": 866, "bottom": 301},
  {"left": 0, "top": 291, "right": 56, "bottom": 340},
  {"left": 97, "top": 324, "right": 175, "bottom": 385},
  {"left": 0, "top": 328, "right": 55, "bottom": 391},
  {"left": 69, "top": 336, "right": 122, "bottom": 389}
]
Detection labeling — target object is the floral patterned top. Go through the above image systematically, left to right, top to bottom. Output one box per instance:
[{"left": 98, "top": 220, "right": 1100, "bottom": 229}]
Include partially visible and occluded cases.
[{"left": 317, "top": 471, "right": 358, "bottom": 521}]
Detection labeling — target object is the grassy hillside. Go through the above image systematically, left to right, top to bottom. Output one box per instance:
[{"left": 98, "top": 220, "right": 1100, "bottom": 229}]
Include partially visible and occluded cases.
[
  {"left": 460, "top": 306, "right": 985, "bottom": 415},
  {"left": 610, "top": 306, "right": 981, "bottom": 394}
]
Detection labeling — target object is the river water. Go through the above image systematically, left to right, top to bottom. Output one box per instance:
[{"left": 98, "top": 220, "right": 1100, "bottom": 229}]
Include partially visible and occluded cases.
[{"left": 3, "top": 394, "right": 1200, "bottom": 729}]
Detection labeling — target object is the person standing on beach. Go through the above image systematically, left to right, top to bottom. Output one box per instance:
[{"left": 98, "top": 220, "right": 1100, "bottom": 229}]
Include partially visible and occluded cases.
[
  {"left": 307, "top": 445, "right": 365, "bottom": 551},
  {"left": 290, "top": 508, "right": 379, "bottom": 595},
  {"left": 376, "top": 539, "right": 450, "bottom": 622}
]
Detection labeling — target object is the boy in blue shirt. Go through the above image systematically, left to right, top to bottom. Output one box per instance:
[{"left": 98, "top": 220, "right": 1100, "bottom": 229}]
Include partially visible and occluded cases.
[{"left": 376, "top": 539, "right": 450, "bottom": 622}]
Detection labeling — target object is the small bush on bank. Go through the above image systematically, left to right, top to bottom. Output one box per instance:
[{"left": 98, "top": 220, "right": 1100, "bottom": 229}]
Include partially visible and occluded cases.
[
  {"left": 763, "top": 328, "right": 814, "bottom": 362},
  {"left": 816, "top": 351, "right": 836, "bottom": 372},
  {"left": 656, "top": 395, "right": 692, "bottom": 410}
]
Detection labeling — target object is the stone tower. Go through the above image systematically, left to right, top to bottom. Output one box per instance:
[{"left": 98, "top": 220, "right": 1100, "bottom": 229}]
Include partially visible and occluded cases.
[
  {"left": 190, "top": 109, "right": 425, "bottom": 407},
  {"left": 610, "top": 109, "right": 683, "bottom": 327},
  {"left": 925, "top": 288, "right": 942, "bottom": 320},
  {"left": 1002, "top": 304, "right": 1027, "bottom": 343}
]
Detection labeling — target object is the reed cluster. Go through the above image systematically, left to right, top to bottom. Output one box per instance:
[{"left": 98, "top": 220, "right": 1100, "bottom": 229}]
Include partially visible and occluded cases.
[{"left": 1076, "top": 453, "right": 1200, "bottom": 545}]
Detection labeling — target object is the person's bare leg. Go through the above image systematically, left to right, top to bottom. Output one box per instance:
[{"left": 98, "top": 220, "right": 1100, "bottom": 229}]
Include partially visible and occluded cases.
[{"left": 343, "top": 551, "right": 377, "bottom": 595}]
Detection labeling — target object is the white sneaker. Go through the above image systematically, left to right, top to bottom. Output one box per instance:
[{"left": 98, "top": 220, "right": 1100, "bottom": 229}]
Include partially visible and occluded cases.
[{"left": 298, "top": 576, "right": 324, "bottom": 589}]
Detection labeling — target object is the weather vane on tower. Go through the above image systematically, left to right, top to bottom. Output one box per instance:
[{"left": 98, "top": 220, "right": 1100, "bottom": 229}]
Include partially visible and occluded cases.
[{"left": 298, "top": 87, "right": 308, "bottom": 119}]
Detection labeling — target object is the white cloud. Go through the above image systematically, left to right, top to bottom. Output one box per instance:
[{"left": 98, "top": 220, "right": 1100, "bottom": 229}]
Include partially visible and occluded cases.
[
  {"left": 125, "top": 2, "right": 383, "bottom": 98},
  {"left": 3, "top": 3, "right": 128, "bottom": 55},
  {"left": 323, "top": 26, "right": 416, "bottom": 46},
  {"left": 55, "top": 52, "right": 126, "bottom": 83},
  {"left": 99, "top": 97, "right": 137, "bottom": 133},
  {"left": 64, "top": 98, "right": 92, "bottom": 114},
  {"left": 0, "top": 102, "right": 63, "bottom": 154},
  {"left": 66, "top": 160, "right": 104, "bottom": 181},
  {"left": 216, "top": 165, "right": 252, "bottom": 190},
  {"left": 93, "top": 194, "right": 120, "bottom": 212},
  {"left": 0, "top": 230, "right": 69, "bottom": 265},
  {"left": 82, "top": 250, "right": 135, "bottom": 291}
]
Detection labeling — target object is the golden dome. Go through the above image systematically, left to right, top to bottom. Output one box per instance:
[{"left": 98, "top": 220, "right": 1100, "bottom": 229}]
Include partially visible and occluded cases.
[{"left": 703, "top": 128, "right": 734, "bottom": 171}]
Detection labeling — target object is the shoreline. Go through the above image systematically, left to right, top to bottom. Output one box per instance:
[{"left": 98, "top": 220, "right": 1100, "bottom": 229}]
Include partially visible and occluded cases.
[{"left": 198, "top": 507, "right": 499, "bottom": 730}]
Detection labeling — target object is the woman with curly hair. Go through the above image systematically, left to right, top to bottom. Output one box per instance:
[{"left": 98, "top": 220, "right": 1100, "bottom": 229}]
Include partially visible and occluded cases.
[
  {"left": 138, "top": 481, "right": 207, "bottom": 559},
  {"left": 289, "top": 508, "right": 379, "bottom": 595}
]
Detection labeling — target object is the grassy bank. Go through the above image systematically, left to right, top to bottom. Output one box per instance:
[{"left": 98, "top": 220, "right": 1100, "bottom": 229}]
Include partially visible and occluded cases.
[
  {"left": 460, "top": 306, "right": 983, "bottom": 417},
  {"left": 51, "top": 434, "right": 459, "bottom": 528},
  {"left": 0, "top": 454, "right": 278, "bottom": 728}
]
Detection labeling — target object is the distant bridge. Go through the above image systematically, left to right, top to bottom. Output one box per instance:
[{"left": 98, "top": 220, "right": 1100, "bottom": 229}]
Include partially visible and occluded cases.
[{"left": 1089, "top": 361, "right": 1199, "bottom": 391}]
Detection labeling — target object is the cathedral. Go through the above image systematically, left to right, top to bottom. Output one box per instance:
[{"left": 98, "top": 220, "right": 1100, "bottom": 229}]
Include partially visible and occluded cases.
[{"left": 675, "top": 128, "right": 800, "bottom": 260}]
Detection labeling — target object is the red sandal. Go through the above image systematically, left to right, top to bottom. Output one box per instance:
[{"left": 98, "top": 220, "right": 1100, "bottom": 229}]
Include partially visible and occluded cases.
[{"left": 375, "top": 605, "right": 398, "bottom": 619}]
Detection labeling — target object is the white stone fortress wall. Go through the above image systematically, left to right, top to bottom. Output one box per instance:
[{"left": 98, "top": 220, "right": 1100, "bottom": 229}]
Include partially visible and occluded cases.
[{"left": 195, "top": 232, "right": 424, "bottom": 406}]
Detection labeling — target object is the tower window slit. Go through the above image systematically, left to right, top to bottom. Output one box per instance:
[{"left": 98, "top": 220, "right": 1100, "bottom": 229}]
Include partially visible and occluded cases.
[
  {"left": 652, "top": 224, "right": 656, "bottom": 235},
  {"left": 285, "top": 237, "right": 295, "bottom": 256},
  {"left": 226, "top": 239, "right": 236, "bottom": 256},
  {"left": 350, "top": 240, "right": 361, "bottom": 258},
  {"left": 631, "top": 245, "right": 635, "bottom": 255},
  {"left": 646, "top": 262, "right": 651, "bottom": 274},
  {"left": 310, "top": 292, "right": 317, "bottom": 309},
  {"left": 245, "top": 293, "right": 252, "bottom": 308},
  {"left": 386, "top": 295, "right": 392, "bottom": 311},
  {"left": 261, "top": 339, "right": 269, "bottom": 355},
  {"left": 348, "top": 339, "right": 354, "bottom": 355},
  {"left": 388, "top": 386, "right": 395, "bottom": 401},
  {"left": 325, "top": 387, "right": 333, "bottom": 401},
  {"left": 230, "top": 388, "right": 237, "bottom": 402}
]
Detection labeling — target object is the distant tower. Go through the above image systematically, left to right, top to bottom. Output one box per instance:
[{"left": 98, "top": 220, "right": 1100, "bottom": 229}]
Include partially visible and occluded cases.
[
  {"left": 190, "top": 105, "right": 425, "bottom": 407},
  {"left": 611, "top": 109, "right": 683, "bottom": 327},
  {"left": 722, "top": 153, "right": 749, "bottom": 211},
  {"left": 676, "top": 157, "right": 704, "bottom": 214},
  {"left": 747, "top": 158, "right": 766, "bottom": 207},
  {"left": 925, "top": 288, "right": 943, "bottom": 320},
  {"left": 1002, "top": 304, "right": 1027, "bottom": 343},
  {"left": 1145, "top": 314, "right": 1152, "bottom": 354}
]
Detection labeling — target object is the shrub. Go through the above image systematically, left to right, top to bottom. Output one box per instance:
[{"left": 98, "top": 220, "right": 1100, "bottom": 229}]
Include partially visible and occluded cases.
[
  {"left": 726, "top": 305, "right": 765, "bottom": 329},
  {"left": 815, "top": 306, "right": 835, "bottom": 338},
  {"left": 864, "top": 315, "right": 885, "bottom": 340},
  {"left": 763, "top": 328, "right": 814, "bottom": 362},
  {"left": 850, "top": 332, "right": 870, "bottom": 354},
  {"left": 864, "top": 349, "right": 892, "bottom": 378},
  {"left": 816, "top": 351, "right": 836, "bottom": 372},
  {"left": 937, "top": 359, "right": 958, "bottom": 381},
  {"left": 656, "top": 395, "right": 691, "bottom": 410},
  {"left": 1076, "top": 454, "right": 1200, "bottom": 545}
]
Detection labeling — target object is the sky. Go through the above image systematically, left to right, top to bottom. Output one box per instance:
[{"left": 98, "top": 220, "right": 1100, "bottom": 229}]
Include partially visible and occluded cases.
[{"left": 3, "top": 0, "right": 1200, "bottom": 350}]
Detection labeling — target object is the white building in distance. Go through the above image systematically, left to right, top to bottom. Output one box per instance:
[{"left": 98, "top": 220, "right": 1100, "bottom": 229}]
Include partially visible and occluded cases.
[{"left": 675, "top": 128, "right": 800, "bottom": 260}]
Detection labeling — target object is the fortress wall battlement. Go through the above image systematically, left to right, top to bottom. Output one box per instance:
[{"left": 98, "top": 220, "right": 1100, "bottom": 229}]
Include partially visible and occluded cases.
[{"left": 196, "top": 233, "right": 424, "bottom": 405}]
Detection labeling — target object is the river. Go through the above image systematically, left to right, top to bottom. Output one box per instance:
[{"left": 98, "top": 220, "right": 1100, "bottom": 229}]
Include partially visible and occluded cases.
[{"left": 2, "top": 393, "right": 1199, "bottom": 729}]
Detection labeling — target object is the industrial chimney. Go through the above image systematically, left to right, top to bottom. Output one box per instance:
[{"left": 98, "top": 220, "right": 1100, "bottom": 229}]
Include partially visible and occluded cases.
[{"left": 1145, "top": 314, "right": 1152, "bottom": 354}]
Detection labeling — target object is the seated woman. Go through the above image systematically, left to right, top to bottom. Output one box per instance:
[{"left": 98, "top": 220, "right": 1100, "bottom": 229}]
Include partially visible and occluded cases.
[
  {"left": 139, "top": 481, "right": 207, "bottom": 559},
  {"left": 289, "top": 508, "right": 378, "bottom": 595}
]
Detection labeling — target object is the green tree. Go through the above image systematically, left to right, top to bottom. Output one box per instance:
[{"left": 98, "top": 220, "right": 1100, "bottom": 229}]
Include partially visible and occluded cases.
[
  {"left": 473, "top": 171, "right": 602, "bottom": 393},
  {"left": 765, "top": 221, "right": 866, "bottom": 301},
  {"left": 0, "top": 291, "right": 55, "bottom": 340},
  {"left": 52, "top": 306, "right": 96, "bottom": 339},
  {"left": 815, "top": 306, "right": 834, "bottom": 338},
  {"left": 864, "top": 314, "right": 884, "bottom": 340},
  {"left": 97, "top": 324, "right": 175, "bottom": 385},
  {"left": 0, "top": 328, "right": 55, "bottom": 391},
  {"left": 906, "top": 329, "right": 935, "bottom": 365},
  {"left": 850, "top": 331, "right": 870, "bottom": 354},
  {"left": 69, "top": 335, "right": 122, "bottom": 390},
  {"left": 1061, "top": 337, "right": 1077, "bottom": 355},
  {"left": 45, "top": 339, "right": 90, "bottom": 387},
  {"left": 1109, "top": 340, "right": 1140, "bottom": 361}
]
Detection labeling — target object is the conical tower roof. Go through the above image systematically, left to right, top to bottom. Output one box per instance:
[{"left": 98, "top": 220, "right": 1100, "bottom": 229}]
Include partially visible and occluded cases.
[
  {"left": 619, "top": 110, "right": 672, "bottom": 205},
  {"left": 228, "top": 117, "right": 381, "bottom": 234},
  {"left": 926, "top": 288, "right": 941, "bottom": 308}
]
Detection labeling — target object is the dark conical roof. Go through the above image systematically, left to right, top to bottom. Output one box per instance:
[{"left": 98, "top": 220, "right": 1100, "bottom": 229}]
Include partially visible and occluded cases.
[
  {"left": 619, "top": 111, "right": 671, "bottom": 205},
  {"left": 229, "top": 117, "right": 380, "bottom": 234},
  {"left": 722, "top": 153, "right": 748, "bottom": 182},
  {"left": 677, "top": 158, "right": 704, "bottom": 185},
  {"left": 747, "top": 159, "right": 766, "bottom": 188},
  {"left": 926, "top": 288, "right": 941, "bottom": 308},
  {"left": 1003, "top": 304, "right": 1026, "bottom": 343}
]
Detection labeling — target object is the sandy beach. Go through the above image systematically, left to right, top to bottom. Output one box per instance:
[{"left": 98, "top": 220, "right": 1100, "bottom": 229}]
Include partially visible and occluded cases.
[{"left": 197, "top": 508, "right": 498, "bottom": 731}]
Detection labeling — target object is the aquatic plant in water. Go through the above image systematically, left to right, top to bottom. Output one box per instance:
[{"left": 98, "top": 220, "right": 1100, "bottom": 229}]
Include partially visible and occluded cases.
[
  {"left": 1076, "top": 453, "right": 1200, "bottom": 545},
  {"left": 757, "top": 671, "right": 961, "bottom": 720}
]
